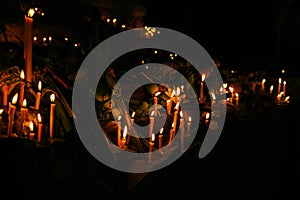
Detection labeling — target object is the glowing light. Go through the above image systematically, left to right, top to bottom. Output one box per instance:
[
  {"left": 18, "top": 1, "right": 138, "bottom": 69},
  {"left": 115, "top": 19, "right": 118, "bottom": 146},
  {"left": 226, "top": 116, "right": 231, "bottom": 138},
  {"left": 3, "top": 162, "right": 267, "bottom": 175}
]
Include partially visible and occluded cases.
[
  {"left": 28, "top": 9, "right": 35, "bottom": 17},
  {"left": 106, "top": 18, "right": 110, "bottom": 23},
  {"left": 112, "top": 18, "right": 117, "bottom": 23},
  {"left": 20, "top": 69, "right": 25, "bottom": 80},
  {"left": 201, "top": 73, "right": 206, "bottom": 81},
  {"left": 38, "top": 81, "right": 42, "bottom": 91},
  {"left": 12, "top": 93, "right": 18, "bottom": 104},
  {"left": 50, "top": 93, "right": 55, "bottom": 102},
  {"left": 22, "top": 99, "right": 27, "bottom": 107},
  {"left": 0, "top": 109, "right": 3, "bottom": 115},
  {"left": 131, "top": 112, "right": 135, "bottom": 118},
  {"left": 38, "top": 113, "right": 42, "bottom": 123},
  {"left": 29, "top": 121, "right": 34, "bottom": 132},
  {"left": 123, "top": 125, "right": 127, "bottom": 139},
  {"left": 160, "top": 128, "right": 164, "bottom": 134},
  {"left": 151, "top": 133, "right": 155, "bottom": 142}
]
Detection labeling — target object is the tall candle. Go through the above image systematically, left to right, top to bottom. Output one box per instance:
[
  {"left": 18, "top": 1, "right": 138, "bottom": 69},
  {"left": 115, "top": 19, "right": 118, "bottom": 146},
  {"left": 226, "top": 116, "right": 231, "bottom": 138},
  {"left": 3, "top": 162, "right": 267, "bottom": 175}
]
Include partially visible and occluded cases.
[
  {"left": 24, "top": 9, "right": 35, "bottom": 83},
  {"left": 19, "top": 70, "right": 25, "bottom": 107},
  {"left": 200, "top": 73, "right": 206, "bottom": 101},
  {"left": 278, "top": 78, "right": 282, "bottom": 94},
  {"left": 261, "top": 79, "right": 266, "bottom": 91},
  {"left": 35, "top": 81, "right": 42, "bottom": 110},
  {"left": 283, "top": 81, "right": 286, "bottom": 96},
  {"left": 2, "top": 84, "right": 8, "bottom": 106},
  {"left": 229, "top": 86, "right": 234, "bottom": 103},
  {"left": 153, "top": 91, "right": 161, "bottom": 116},
  {"left": 235, "top": 92, "right": 239, "bottom": 106},
  {"left": 7, "top": 93, "right": 18, "bottom": 137},
  {"left": 49, "top": 93, "right": 56, "bottom": 139},
  {"left": 19, "top": 99, "right": 28, "bottom": 136},
  {"left": 166, "top": 99, "right": 172, "bottom": 115},
  {"left": 173, "top": 102, "right": 180, "bottom": 131},
  {"left": 149, "top": 111, "right": 154, "bottom": 141},
  {"left": 179, "top": 111, "right": 184, "bottom": 152},
  {"left": 37, "top": 113, "right": 43, "bottom": 142},
  {"left": 116, "top": 115, "right": 121, "bottom": 147},
  {"left": 187, "top": 116, "right": 192, "bottom": 137},
  {"left": 169, "top": 122, "right": 175, "bottom": 143},
  {"left": 121, "top": 125, "right": 127, "bottom": 149},
  {"left": 158, "top": 128, "right": 163, "bottom": 149},
  {"left": 149, "top": 133, "right": 155, "bottom": 162}
]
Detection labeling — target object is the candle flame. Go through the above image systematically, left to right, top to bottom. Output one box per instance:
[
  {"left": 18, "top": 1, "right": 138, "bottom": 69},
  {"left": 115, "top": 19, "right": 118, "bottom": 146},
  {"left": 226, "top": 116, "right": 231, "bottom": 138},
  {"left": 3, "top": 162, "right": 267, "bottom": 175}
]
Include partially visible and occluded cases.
[
  {"left": 28, "top": 8, "right": 35, "bottom": 17},
  {"left": 20, "top": 70, "right": 25, "bottom": 80},
  {"left": 201, "top": 73, "right": 206, "bottom": 81},
  {"left": 279, "top": 78, "right": 282, "bottom": 84},
  {"left": 262, "top": 79, "right": 266, "bottom": 83},
  {"left": 38, "top": 81, "right": 42, "bottom": 91},
  {"left": 283, "top": 81, "right": 286, "bottom": 85},
  {"left": 223, "top": 83, "right": 227, "bottom": 89},
  {"left": 270, "top": 85, "right": 273, "bottom": 92},
  {"left": 229, "top": 86, "right": 234, "bottom": 93},
  {"left": 176, "top": 87, "right": 180, "bottom": 96},
  {"left": 171, "top": 90, "right": 176, "bottom": 97},
  {"left": 155, "top": 91, "right": 161, "bottom": 97},
  {"left": 12, "top": 93, "right": 18, "bottom": 104},
  {"left": 50, "top": 93, "right": 55, "bottom": 102},
  {"left": 211, "top": 93, "right": 216, "bottom": 100},
  {"left": 235, "top": 93, "right": 239, "bottom": 97},
  {"left": 285, "top": 96, "right": 290, "bottom": 101},
  {"left": 22, "top": 99, "right": 27, "bottom": 107},
  {"left": 175, "top": 102, "right": 180, "bottom": 110},
  {"left": 0, "top": 109, "right": 3, "bottom": 115},
  {"left": 180, "top": 110, "right": 183, "bottom": 118},
  {"left": 150, "top": 111, "right": 154, "bottom": 117},
  {"left": 131, "top": 112, "right": 135, "bottom": 118},
  {"left": 205, "top": 112, "right": 210, "bottom": 120},
  {"left": 37, "top": 113, "right": 42, "bottom": 123},
  {"left": 117, "top": 115, "right": 121, "bottom": 121},
  {"left": 188, "top": 116, "right": 192, "bottom": 123},
  {"left": 29, "top": 121, "right": 34, "bottom": 132},
  {"left": 172, "top": 122, "right": 174, "bottom": 128},
  {"left": 123, "top": 125, "right": 127, "bottom": 139},
  {"left": 160, "top": 128, "right": 163, "bottom": 134},
  {"left": 151, "top": 133, "right": 155, "bottom": 142}
]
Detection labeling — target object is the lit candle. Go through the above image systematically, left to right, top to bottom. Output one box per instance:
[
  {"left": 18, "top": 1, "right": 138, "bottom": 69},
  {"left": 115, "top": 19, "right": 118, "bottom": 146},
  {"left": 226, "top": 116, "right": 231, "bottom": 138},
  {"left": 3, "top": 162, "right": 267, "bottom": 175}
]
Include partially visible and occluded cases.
[
  {"left": 24, "top": 9, "right": 35, "bottom": 83},
  {"left": 19, "top": 69, "right": 25, "bottom": 107},
  {"left": 200, "top": 73, "right": 206, "bottom": 101},
  {"left": 278, "top": 78, "right": 282, "bottom": 94},
  {"left": 261, "top": 79, "right": 266, "bottom": 91},
  {"left": 35, "top": 81, "right": 42, "bottom": 110},
  {"left": 283, "top": 81, "right": 286, "bottom": 97},
  {"left": 222, "top": 83, "right": 228, "bottom": 93},
  {"left": 2, "top": 84, "right": 8, "bottom": 106},
  {"left": 270, "top": 85, "right": 273, "bottom": 94},
  {"left": 229, "top": 86, "right": 234, "bottom": 103},
  {"left": 154, "top": 91, "right": 161, "bottom": 116},
  {"left": 235, "top": 92, "right": 239, "bottom": 106},
  {"left": 7, "top": 93, "right": 18, "bottom": 137},
  {"left": 49, "top": 93, "right": 56, "bottom": 139},
  {"left": 19, "top": 99, "right": 28, "bottom": 136},
  {"left": 166, "top": 99, "right": 172, "bottom": 115},
  {"left": 173, "top": 102, "right": 180, "bottom": 131},
  {"left": 0, "top": 109, "right": 3, "bottom": 134},
  {"left": 130, "top": 111, "right": 135, "bottom": 125},
  {"left": 149, "top": 111, "right": 154, "bottom": 141},
  {"left": 179, "top": 111, "right": 184, "bottom": 152},
  {"left": 205, "top": 112, "right": 210, "bottom": 125},
  {"left": 37, "top": 113, "right": 43, "bottom": 142},
  {"left": 116, "top": 115, "right": 121, "bottom": 147},
  {"left": 187, "top": 116, "right": 192, "bottom": 137},
  {"left": 29, "top": 121, "right": 35, "bottom": 140},
  {"left": 169, "top": 122, "right": 175, "bottom": 143},
  {"left": 121, "top": 125, "right": 127, "bottom": 149},
  {"left": 158, "top": 128, "right": 163, "bottom": 149},
  {"left": 149, "top": 133, "right": 155, "bottom": 162}
]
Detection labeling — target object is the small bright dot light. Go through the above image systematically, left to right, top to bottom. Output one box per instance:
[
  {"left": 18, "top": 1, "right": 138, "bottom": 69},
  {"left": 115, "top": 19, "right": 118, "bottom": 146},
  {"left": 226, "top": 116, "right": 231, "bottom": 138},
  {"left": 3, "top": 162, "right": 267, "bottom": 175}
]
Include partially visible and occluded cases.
[
  {"left": 106, "top": 18, "right": 110, "bottom": 23},
  {"left": 112, "top": 18, "right": 117, "bottom": 23},
  {"left": 121, "top": 24, "right": 126, "bottom": 28},
  {"left": 33, "top": 36, "right": 37, "bottom": 41},
  {"left": 154, "top": 50, "right": 157, "bottom": 54}
]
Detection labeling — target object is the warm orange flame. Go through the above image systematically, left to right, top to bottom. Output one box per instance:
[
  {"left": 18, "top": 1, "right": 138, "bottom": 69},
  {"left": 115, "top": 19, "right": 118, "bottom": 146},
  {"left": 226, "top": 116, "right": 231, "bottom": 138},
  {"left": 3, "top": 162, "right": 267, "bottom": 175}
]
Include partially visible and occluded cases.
[
  {"left": 28, "top": 8, "right": 35, "bottom": 17},
  {"left": 20, "top": 70, "right": 25, "bottom": 80},
  {"left": 201, "top": 73, "right": 206, "bottom": 81},
  {"left": 279, "top": 78, "right": 282, "bottom": 84},
  {"left": 262, "top": 79, "right": 266, "bottom": 83},
  {"left": 38, "top": 81, "right": 42, "bottom": 91},
  {"left": 283, "top": 81, "right": 286, "bottom": 85},
  {"left": 270, "top": 85, "right": 274, "bottom": 91},
  {"left": 155, "top": 91, "right": 161, "bottom": 96},
  {"left": 12, "top": 93, "right": 18, "bottom": 104},
  {"left": 50, "top": 93, "right": 55, "bottom": 102},
  {"left": 235, "top": 93, "right": 239, "bottom": 98},
  {"left": 22, "top": 99, "right": 27, "bottom": 107},
  {"left": 175, "top": 102, "right": 180, "bottom": 110},
  {"left": 0, "top": 109, "right": 3, "bottom": 115},
  {"left": 180, "top": 110, "right": 183, "bottom": 118},
  {"left": 131, "top": 111, "right": 135, "bottom": 118},
  {"left": 150, "top": 111, "right": 154, "bottom": 117},
  {"left": 205, "top": 112, "right": 210, "bottom": 120},
  {"left": 37, "top": 113, "right": 42, "bottom": 123},
  {"left": 188, "top": 116, "right": 192, "bottom": 123},
  {"left": 29, "top": 121, "right": 34, "bottom": 131},
  {"left": 123, "top": 125, "right": 127, "bottom": 139},
  {"left": 160, "top": 128, "right": 163, "bottom": 134},
  {"left": 151, "top": 133, "right": 155, "bottom": 142}
]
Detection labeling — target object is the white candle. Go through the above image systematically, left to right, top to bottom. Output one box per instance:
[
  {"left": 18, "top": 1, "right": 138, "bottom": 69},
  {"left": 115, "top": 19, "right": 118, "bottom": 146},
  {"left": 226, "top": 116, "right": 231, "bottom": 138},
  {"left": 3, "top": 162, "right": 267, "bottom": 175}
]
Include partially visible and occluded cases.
[
  {"left": 19, "top": 70, "right": 25, "bottom": 107},
  {"left": 35, "top": 81, "right": 42, "bottom": 110},
  {"left": 7, "top": 93, "right": 18, "bottom": 137},
  {"left": 49, "top": 93, "right": 56, "bottom": 139}
]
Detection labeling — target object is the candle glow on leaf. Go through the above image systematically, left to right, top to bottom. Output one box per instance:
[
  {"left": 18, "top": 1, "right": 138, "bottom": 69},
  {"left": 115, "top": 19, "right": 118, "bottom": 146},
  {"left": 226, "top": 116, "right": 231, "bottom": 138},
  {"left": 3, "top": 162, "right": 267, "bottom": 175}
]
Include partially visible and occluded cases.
[
  {"left": 12, "top": 93, "right": 18, "bottom": 104},
  {"left": 50, "top": 93, "right": 55, "bottom": 102},
  {"left": 38, "top": 113, "right": 42, "bottom": 123}
]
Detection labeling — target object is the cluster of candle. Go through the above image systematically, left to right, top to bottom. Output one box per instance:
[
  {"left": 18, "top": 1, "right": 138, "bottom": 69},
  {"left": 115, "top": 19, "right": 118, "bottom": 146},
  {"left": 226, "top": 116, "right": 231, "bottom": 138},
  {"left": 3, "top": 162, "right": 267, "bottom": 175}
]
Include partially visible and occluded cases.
[
  {"left": 0, "top": 71, "right": 57, "bottom": 142},
  {"left": 262, "top": 77, "right": 290, "bottom": 103},
  {"left": 115, "top": 86, "right": 193, "bottom": 154}
]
